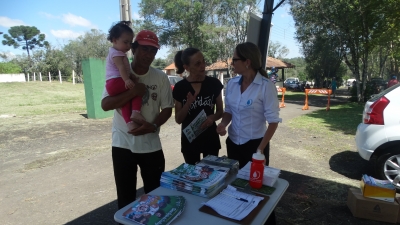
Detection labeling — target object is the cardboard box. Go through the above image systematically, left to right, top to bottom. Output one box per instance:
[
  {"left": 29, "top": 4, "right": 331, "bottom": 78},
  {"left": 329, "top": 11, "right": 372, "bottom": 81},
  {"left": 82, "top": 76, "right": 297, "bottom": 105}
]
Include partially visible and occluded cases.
[
  {"left": 360, "top": 178, "right": 396, "bottom": 202},
  {"left": 347, "top": 188, "right": 399, "bottom": 223},
  {"left": 395, "top": 197, "right": 400, "bottom": 223}
]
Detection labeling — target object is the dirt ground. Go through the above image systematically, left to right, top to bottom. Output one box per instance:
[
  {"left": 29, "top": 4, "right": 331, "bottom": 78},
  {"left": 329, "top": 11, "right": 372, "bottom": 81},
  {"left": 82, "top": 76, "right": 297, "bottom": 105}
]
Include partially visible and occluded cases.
[{"left": 0, "top": 89, "right": 389, "bottom": 225}]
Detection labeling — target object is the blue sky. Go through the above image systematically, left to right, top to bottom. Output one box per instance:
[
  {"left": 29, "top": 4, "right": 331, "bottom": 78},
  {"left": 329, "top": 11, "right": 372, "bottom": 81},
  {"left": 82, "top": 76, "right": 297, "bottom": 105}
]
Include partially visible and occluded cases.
[{"left": 0, "top": 0, "right": 301, "bottom": 59}]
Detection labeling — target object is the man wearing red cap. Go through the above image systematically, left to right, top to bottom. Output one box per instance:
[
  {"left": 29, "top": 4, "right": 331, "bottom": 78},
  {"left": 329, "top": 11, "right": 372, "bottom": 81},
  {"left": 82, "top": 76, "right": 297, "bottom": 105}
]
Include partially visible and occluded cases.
[
  {"left": 101, "top": 30, "right": 174, "bottom": 210},
  {"left": 388, "top": 75, "right": 398, "bottom": 88}
]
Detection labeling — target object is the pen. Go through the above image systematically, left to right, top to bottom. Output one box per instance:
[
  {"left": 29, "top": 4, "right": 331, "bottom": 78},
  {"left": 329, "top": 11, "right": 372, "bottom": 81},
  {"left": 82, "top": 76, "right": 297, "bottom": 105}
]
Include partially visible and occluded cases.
[{"left": 221, "top": 192, "right": 249, "bottom": 202}]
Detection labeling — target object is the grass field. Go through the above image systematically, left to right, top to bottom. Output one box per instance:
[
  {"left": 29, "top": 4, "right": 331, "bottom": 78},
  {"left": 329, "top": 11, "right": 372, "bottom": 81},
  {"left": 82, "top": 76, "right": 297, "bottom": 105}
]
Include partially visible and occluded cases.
[
  {"left": 0, "top": 82, "right": 86, "bottom": 116},
  {"left": 0, "top": 82, "right": 364, "bottom": 136}
]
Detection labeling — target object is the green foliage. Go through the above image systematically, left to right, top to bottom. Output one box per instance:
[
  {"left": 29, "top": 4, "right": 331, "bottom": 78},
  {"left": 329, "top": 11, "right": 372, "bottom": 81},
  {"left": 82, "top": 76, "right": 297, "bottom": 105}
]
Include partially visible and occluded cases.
[
  {"left": 138, "top": 0, "right": 258, "bottom": 64},
  {"left": 288, "top": 0, "right": 400, "bottom": 101},
  {"left": 2, "top": 26, "right": 49, "bottom": 58},
  {"left": 64, "top": 29, "right": 111, "bottom": 76},
  {"left": 268, "top": 41, "right": 289, "bottom": 59},
  {"left": 151, "top": 58, "right": 168, "bottom": 70},
  {"left": 0, "top": 62, "right": 22, "bottom": 73}
]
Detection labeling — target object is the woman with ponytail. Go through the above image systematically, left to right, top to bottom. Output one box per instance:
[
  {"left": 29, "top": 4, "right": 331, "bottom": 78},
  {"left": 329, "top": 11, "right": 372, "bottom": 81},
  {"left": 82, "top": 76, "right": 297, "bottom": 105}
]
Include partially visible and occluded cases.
[
  {"left": 216, "top": 42, "right": 281, "bottom": 168},
  {"left": 216, "top": 42, "right": 281, "bottom": 224},
  {"left": 172, "top": 48, "right": 224, "bottom": 165}
]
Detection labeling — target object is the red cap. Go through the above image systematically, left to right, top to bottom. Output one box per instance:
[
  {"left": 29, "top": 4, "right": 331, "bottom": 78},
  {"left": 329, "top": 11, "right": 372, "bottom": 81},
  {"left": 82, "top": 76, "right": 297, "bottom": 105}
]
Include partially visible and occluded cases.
[{"left": 134, "top": 30, "right": 160, "bottom": 49}]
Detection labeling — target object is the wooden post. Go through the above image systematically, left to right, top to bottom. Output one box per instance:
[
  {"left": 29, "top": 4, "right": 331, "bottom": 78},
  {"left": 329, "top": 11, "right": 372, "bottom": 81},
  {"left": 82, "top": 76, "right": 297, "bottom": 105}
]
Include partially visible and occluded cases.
[
  {"left": 59, "top": 70, "right": 62, "bottom": 83},
  {"left": 73, "top": 70, "right": 75, "bottom": 85},
  {"left": 33, "top": 72, "right": 36, "bottom": 81},
  {"left": 39, "top": 72, "right": 42, "bottom": 81},
  {"left": 49, "top": 72, "right": 51, "bottom": 82},
  {"left": 27, "top": 73, "right": 30, "bottom": 82}
]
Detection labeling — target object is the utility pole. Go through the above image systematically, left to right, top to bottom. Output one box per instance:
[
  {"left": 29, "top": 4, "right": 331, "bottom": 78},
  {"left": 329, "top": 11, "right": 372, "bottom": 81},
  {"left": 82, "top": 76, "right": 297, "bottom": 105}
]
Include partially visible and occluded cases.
[
  {"left": 120, "top": 0, "right": 132, "bottom": 58},
  {"left": 120, "top": 0, "right": 132, "bottom": 25},
  {"left": 258, "top": 0, "right": 286, "bottom": 69}
]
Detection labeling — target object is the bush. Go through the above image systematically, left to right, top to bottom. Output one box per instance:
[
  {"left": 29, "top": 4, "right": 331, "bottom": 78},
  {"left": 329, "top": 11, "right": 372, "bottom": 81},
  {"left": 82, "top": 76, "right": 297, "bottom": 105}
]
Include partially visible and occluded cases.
[{"left": 350, "top": 83, "right": 378, "bottom": 102}]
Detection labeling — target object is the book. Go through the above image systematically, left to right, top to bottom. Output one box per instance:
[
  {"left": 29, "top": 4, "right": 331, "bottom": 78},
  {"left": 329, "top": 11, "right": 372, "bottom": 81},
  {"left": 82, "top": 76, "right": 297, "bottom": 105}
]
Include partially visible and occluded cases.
[
  {"left": 201, "top": 155, "right": 239, "bottom": 170},
  {"left": 162, "top": 163, "right": 227, "bottom": 189},
  {"left": 230, "top": 178, "right": 276, "bottom": 195},
  {"left": 161, "top": 181, "right": 225, "bottom": 198},
  {"left": 122, "top": 195, "right": 186, "bottom": 225}
]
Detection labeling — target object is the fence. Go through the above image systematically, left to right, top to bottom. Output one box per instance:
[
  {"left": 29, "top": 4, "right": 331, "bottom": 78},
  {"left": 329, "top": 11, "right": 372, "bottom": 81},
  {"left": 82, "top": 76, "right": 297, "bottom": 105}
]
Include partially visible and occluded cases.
[{"left": 24, "top": 70, "right": 82, "bottom": 84}]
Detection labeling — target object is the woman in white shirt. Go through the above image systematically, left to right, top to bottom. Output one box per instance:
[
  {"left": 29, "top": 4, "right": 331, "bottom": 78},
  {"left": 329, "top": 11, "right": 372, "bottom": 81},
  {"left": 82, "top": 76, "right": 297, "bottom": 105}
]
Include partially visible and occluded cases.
[
  {"left": 216, "top": 42, "right": 282, "bottom": 169},
  {"left": 217, "top": 42, "right": 281, "bottom": 224}
]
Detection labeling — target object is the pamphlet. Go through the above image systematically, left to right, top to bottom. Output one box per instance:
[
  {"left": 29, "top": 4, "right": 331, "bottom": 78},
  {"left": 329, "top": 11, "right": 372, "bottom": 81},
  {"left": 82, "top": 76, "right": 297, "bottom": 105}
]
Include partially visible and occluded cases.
[{"left": 183, "top": 109, "right": 207, "bottom": 143}]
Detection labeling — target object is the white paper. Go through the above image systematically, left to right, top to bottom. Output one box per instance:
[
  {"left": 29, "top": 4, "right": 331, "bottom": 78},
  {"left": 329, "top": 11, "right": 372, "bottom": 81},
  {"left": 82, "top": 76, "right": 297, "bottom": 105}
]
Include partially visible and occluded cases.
[
  {"left": 183, "top": 109, "right": 207, "bottom": 143},
  {"left": 202, "top": 186, "right": 264, "bottom": 220}
]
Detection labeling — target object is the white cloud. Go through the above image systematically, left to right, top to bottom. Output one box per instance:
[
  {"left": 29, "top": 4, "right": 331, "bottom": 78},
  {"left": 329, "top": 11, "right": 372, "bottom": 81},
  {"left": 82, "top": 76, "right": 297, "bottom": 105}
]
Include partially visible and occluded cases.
[
  {"left": 38, "top": 12, "right": 60, "bottom": 19},
  {"left": 62, "top": 13, "right": 96, "bottom": 28},
  {"left": 0, "top": 16, "right": 25, "bottom": 28},
  {"left": 50, "top": 30, "right": 83, "bottom": 39},
  {"left": 0, "top": 51, "right": 16, "bottom": 60}
]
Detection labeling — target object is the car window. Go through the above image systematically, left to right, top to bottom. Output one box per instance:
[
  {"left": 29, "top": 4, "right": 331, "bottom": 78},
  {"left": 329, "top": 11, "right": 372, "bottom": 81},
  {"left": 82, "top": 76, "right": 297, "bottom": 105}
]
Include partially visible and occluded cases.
[
  {"left": 169, "top": 76, "right": 183, "bottom": 85},
  {"left": 369, "top": 83, "right": 400, "bottom": 101}
]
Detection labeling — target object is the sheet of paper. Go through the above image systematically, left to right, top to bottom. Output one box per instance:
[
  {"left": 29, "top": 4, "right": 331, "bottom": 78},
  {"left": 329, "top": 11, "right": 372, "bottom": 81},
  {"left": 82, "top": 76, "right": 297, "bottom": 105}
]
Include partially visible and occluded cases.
[
  {"left": 183, "top": 109, "right": 207, "bottom": 143},
  {"left": 202, "top": 185, "right": 264, "bottom": 220}
]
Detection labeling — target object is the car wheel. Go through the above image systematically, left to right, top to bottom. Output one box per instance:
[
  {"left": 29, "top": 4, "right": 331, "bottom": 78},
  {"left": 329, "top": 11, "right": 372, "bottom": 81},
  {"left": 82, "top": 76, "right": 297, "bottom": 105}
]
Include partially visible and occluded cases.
[{"left": 376, "top": 147, "right": 400, "bottom": 188}]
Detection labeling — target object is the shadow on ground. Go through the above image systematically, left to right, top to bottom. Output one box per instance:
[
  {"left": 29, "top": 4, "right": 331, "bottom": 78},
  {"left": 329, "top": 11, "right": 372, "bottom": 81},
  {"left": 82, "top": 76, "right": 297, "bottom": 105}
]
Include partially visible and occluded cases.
[
  {"left": 329, "top": 150, "right": 373, "bottom": 180},
  {"left": 65, "top": 171, "right": 388, "bottom": 225},
  {"left": 65, "top": 188, "right": 144, "bottom": 225}
]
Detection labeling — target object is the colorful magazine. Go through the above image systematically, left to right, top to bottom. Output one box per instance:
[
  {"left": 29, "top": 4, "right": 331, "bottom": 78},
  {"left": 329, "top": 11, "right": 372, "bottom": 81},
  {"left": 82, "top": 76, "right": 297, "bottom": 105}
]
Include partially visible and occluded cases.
[
  {"left": 162, "top": 163, "right": 227, "bottom": 189},
  {"left": 122, "top": 195, "right": 186, "bottom": 225}
]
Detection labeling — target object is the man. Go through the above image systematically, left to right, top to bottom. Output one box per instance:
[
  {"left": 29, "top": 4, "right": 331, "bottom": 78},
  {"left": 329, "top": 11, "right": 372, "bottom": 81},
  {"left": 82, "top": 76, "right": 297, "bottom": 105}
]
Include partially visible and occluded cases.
[
  {"left": 101, "top": 30, "right": 174, "bottom": 210},
  {"left": 388, "top": 75, "right": 398, "bottom": 88}
]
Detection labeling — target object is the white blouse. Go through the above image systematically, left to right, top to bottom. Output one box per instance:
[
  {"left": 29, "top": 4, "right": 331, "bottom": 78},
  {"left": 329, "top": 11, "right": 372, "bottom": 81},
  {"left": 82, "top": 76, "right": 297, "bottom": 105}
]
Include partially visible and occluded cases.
[{"left": 225, "top": 73, "right": 282, "bottom": 145}]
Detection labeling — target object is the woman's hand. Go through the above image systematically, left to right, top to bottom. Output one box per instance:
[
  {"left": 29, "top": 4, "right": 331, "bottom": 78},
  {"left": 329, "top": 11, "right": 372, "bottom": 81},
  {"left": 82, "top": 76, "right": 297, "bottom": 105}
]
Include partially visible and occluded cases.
[
  {"left": 186, "top": 91, "right": 197, "bottom": 105},
  {"left": 200, "top": 116, "right": 214, "bottom": 129},
  {"left": 216, "top": 123, "right": 227, "bottom": 136}
]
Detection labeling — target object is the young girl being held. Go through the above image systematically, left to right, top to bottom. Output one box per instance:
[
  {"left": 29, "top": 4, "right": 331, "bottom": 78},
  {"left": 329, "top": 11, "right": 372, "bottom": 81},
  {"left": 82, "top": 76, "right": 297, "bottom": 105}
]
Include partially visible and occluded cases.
[{"left": 105, "top": 21, "right": 145, "bottom": 130}]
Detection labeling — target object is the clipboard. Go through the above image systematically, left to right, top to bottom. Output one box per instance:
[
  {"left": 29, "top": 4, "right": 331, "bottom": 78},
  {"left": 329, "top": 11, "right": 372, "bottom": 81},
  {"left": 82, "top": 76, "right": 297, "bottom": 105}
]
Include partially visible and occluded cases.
[{"left": 198, "top": 195, "right": 269, "bottom": 225}]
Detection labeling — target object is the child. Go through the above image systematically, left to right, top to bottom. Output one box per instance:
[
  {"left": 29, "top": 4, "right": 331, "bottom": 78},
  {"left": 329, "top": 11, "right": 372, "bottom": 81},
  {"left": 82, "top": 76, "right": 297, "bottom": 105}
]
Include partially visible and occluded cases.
[{"left": 105, "top": 21, "right": 145, "bottom": 130}]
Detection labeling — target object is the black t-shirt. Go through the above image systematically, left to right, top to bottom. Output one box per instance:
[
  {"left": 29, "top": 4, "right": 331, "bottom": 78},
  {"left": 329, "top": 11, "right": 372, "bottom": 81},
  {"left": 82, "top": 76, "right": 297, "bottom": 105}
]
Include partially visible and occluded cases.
[{"left": 173, "top": 76, "right": 223, "bottom": 153}]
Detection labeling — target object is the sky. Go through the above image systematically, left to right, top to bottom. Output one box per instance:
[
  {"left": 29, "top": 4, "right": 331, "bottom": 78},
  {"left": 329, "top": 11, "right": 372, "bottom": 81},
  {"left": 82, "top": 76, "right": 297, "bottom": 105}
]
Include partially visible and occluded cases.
[{"left": 0, "top": 0, "right": 301, "bottom": 60}]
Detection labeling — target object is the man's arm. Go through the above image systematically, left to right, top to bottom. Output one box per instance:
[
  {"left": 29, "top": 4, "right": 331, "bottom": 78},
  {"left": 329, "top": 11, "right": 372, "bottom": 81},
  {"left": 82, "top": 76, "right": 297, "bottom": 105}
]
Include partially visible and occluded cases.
[
  {"left": 101, "top": 83, "right": 146, "bottom": 111},
  {"left": 129, "top": 107, "right": 172, "bottom": 136}
]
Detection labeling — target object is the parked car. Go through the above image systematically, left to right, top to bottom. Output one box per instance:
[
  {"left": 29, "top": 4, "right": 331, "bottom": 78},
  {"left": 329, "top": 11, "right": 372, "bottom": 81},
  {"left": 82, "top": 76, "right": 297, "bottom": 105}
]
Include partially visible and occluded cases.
[
  {"left": 168, "top": 75, "right": 183, "bottom": 90},
  {"left": 283, "top": 77, "right": 299, "bottom": 90},
  {"left": 367, "top": 77, "right": 388, "bottom": 93},
  {"left": 356, "top": 83, "right": 400, "bottom": 188}
]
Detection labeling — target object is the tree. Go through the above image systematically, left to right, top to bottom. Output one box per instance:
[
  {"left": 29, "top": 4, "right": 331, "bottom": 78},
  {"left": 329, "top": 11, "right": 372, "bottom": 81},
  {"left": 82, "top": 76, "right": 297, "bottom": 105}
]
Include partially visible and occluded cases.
[
  {"left": 137, "top": 0, "right": 259, "bottom": 67},
  {"left": 288, "top": 0, "right": 400, "bottom": 101},
  {"left": 2, "top": 26, "right": 49, "bottom": 59},
  {"left": 64, "top": 29, "right": 111, "bottom": 76},
  {"left": 268, "top": 41, "right": 289, "bottom": 59},
  {"left": 151, "top": 58, "right": 168, "bottom": 70},
  {"left": 0, "top": 62, "right": 21, "bottom": 74}
]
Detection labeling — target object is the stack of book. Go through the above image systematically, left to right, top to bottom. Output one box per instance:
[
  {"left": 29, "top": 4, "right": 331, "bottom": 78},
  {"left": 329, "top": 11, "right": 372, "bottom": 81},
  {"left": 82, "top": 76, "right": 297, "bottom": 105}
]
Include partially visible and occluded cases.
[
  {"left": 237, "top": 161, "right": 281, "bottom": 187},
  {"left": 161, "top": 163, "right": 228, "bottom": 198},
  {"left": 122, "top": 195, "right": 186, "bottom": 225}
]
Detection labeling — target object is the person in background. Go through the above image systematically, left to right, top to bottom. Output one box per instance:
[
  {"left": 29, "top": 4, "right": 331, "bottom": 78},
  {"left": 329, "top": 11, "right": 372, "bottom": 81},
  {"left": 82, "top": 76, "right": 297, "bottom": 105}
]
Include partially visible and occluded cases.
[
  {"left": 105, "top": 21, "right": 145, "bottom": 130},
  {"left": 101, "top": 30, "right": 174, "bottom": 210},
  {"left": 216, "top": 42, "right": 281, "bottom": 224},
  {"left": 172, "top": 48, "right": 224, "bottom": 165},
  {"left": 388, "top": 75, "right": 398, "bottom": 88},
  {"left": 331, "top": 77, "right": 337, "bottom": 98}
]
